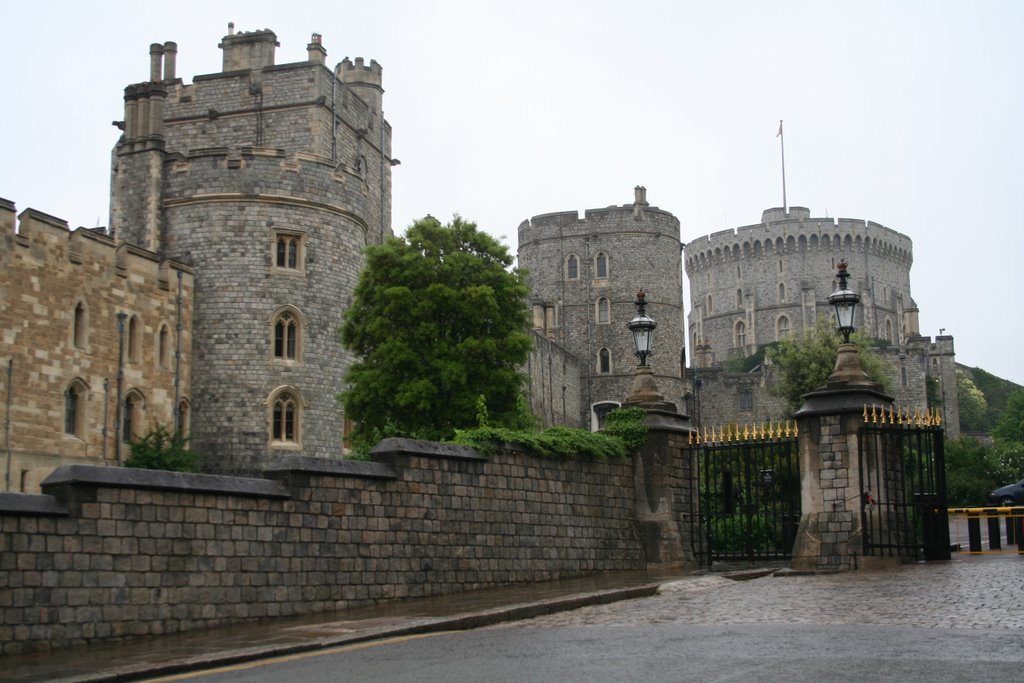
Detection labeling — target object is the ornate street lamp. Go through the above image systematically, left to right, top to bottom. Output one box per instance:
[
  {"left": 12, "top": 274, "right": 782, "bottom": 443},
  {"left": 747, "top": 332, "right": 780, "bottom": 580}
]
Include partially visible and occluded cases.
[
  {"left": 828, "top": 261, "right": 859, "bottom": 343},
  {"left": 627, "top": 290, "right": 657, "bottom": 366}
]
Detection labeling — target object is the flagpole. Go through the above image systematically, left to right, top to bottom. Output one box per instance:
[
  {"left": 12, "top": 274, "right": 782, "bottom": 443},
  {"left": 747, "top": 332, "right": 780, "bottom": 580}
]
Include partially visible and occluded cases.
[{"left": 778, "top": 119, "right": 787, "bottom": 212}]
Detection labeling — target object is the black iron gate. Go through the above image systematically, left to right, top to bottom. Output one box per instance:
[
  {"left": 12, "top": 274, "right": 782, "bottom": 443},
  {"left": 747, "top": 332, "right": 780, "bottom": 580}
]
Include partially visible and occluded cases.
[
  {"left": 859, "top": 409, "right": 949, "bottom": 561},
  {"left": 690, "top": 424, "right": 801, "bottom": 567}
]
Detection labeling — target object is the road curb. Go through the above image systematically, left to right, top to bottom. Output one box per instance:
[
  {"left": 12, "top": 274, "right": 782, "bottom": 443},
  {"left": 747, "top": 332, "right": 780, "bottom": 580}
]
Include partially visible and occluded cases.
[{"left": 57, "top": 584, "right": 661, "bottom": 682}]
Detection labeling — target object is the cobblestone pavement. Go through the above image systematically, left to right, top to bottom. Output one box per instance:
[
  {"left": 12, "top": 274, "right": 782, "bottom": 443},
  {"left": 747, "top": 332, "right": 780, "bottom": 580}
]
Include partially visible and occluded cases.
[{"left": 490, "top": 555, "right": 1024, "bottom": 631}]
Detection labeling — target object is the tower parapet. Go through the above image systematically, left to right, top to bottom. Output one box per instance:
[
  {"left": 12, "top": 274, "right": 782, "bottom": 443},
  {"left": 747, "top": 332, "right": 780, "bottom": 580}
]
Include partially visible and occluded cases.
[
  {"left": 219, "top": 27, "right": 279, "bottom": 71},
  {"left": 337, "top": 57, "right": 384, "bottom": 113}
]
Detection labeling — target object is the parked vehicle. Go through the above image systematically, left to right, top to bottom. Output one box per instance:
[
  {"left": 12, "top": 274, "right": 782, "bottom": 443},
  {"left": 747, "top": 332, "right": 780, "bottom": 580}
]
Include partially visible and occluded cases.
[{"left": 988, "top": 480, "right": 1024, "bottom": 506}]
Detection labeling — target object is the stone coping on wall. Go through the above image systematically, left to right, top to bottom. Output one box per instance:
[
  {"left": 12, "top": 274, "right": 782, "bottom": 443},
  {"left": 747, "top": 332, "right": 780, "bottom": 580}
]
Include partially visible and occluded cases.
[
  {"left": 370, "top": 437, "right": 486, "bottom": 464},
  {"left": 264, "top": 455, "right": 398, "bottom": 480},
  {"left": 40, "top": 464, "right": 291, "bottom": 499},
  {"left": 0, "top": 492, "right": 69, "bottom": 517}
]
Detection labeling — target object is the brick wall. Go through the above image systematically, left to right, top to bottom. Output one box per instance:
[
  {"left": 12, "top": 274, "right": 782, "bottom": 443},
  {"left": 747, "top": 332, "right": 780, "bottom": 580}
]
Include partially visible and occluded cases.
[{"left": 0, "top": 439, "right": 652, "bottom": 655}]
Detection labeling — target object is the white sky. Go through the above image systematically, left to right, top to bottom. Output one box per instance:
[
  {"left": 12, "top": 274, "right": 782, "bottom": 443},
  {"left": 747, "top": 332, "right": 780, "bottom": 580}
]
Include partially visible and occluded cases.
[{"left": 2, "top": 1, "right": 1021, "bottom": 384}]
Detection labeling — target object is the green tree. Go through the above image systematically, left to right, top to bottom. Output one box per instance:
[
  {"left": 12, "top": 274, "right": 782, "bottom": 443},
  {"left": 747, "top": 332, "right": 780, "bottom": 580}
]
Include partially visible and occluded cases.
[
  {"left": 340, "top": 215, "right": 533, "bottom": 451},
  {"left": 766, "top": 316, "right": 890, "bottom": 410},
  {"left": 957, "top": 369, "right": 989, "bottom": 433},
  {"left": 993, "top": 390, "right": 1024, "bottom": 442},
  {"left": 125, "top": 424, "right": 199, "bottom": 473},
  {"left": 944, "top": 437, "right": 1002, "bottom": 506}
]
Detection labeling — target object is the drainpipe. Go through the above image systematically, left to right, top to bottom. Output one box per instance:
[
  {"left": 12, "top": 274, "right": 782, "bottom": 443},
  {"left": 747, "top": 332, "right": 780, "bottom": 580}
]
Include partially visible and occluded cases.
[
  {"left": 379, "top": 110, "right": 386, "bottom": 242},
  {"left": 173, "top": 270, "right": 183, "bottom": 433},
  {"left": 115, "top": 312, "right": 127, "bottom": 465},
  {"left": 4, "top": 359, "right": 12, "bottom": 491},
  {"left": 101, "top": 379, "right": 110, "bottom": 465}
]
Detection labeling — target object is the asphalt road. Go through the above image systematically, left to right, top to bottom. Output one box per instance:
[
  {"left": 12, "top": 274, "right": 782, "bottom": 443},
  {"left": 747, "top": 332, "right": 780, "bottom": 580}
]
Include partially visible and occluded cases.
[{"left": 149, "top": 623, "right": 1023, "bottom": 683}]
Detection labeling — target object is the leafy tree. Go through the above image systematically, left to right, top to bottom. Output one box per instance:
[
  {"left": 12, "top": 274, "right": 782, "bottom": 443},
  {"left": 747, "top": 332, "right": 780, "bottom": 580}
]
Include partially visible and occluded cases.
[
  {"left": 340, "top": 215, "right": 533, "bottom": 451},
  {"left": 766, "top": 316, "right": 890, "bottom": 410},
  {"left": 956, "top": 369, "right": 989, "bottom": 433},
  {"left": 993, "top": 390, "right": 1024, "bottom": 443},
  {"left": 125, "top": 424, "right": 198, "bottom": 472},
  {"left": 944, "top": 437, "right": 1002, "bottom": 506}
]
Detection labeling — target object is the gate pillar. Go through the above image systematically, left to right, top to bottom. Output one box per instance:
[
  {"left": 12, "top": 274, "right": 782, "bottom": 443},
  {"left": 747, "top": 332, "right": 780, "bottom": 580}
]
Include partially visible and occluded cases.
[
  {"left": 790, "top": 346, "right": 894, "bottom": 571},
  {"left": 623, "top": 367, "right": 699, "bottom": 568}
]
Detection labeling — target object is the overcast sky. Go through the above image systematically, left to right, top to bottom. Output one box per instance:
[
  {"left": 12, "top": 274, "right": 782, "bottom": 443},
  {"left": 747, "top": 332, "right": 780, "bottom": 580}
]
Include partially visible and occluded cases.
[{"left": 2, "top": 1, "right": 1021, "bottom": 385}]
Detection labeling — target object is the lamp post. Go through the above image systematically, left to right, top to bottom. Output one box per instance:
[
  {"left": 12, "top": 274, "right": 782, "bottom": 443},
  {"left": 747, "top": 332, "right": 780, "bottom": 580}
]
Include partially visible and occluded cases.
[
  {"left": 825, "top": 261, "right": 870, "bottom": 385},
  {"left": 829, "top": 261, "right": 859, "bottom": 344},
  {"left": 624, "top": 290, "right": 667, "bottom": 406},
  {"left": 627, "top": 290, "right": 657, "bottom": 367}
]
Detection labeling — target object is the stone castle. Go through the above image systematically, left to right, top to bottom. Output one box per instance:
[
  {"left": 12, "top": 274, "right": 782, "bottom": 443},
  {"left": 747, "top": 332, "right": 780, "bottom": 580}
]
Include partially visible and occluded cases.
[{"left": 0, "top": 26, "right": 956, "bottom": 492}]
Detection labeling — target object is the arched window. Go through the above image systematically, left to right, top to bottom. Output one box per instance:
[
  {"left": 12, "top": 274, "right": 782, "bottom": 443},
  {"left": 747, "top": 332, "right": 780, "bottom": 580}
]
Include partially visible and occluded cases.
[
  {"left": 595, "top": 252, "right": 608, "bottom": 279},
  {"left": 566, "top": 254, "right": 579, "bottom": 280},
  {"left": 778, "top": 282, "right": 786, "bottom": 302},
  {"left": 736, "top": 289, "right": 743, "bottom": 309},
  {"left": 706, "top": 294, "right": 713, "bottom": 313},
  {"left": 596, "top": 298, "right": 610, "bottom": 324},
  {"left": 73, "top": 302, "right": 87, "bottom": 349},
  {"left": 273, "top": 309, "right": 301, "bottom": 360},
  {"left": 127, "top": 315, "right": 141, "bottom": 363},
  {"left": 776, "top": 316, "right": 790, "bottom": 341},
  {"left": 885, "top": 319, "right": 893, "bottom": 343},
  {"left": 734, "top": 320, "right": 746, "bottom": 348},
  {"left": 158, "top": 324, "right": 170, "bottom": 369},
  {"left": 598, "top": 348, "right": 611, "bottom": 374},
  {"left": 64, "top": 381, "right": 86, "bottom": 436},
  {"left": 269, "top": 388, "right": 302, "bottom": 445},
  {"left": 123, "top": 391, "right": 144, "bottom": 443},
  {"left": 177, "top": 399, "right": 191, "bottom": 435}
]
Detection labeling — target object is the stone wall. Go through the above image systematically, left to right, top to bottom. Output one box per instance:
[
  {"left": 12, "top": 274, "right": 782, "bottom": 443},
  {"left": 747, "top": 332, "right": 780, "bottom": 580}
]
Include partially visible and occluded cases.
[
  {"left": 0, "top": 200, "right": 194, "bottom": 492},
  {"left": 525, "top": 331, "right": 583, "bottom": 428},
  {"left": 0, "top": 439, "right": 657, "bottom": 655}
]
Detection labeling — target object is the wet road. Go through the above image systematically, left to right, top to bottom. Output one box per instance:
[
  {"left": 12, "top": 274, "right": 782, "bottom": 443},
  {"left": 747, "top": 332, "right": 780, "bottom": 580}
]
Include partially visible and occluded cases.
[{"left": 146, "top": 556, "right": 1024, "bottom": 682}]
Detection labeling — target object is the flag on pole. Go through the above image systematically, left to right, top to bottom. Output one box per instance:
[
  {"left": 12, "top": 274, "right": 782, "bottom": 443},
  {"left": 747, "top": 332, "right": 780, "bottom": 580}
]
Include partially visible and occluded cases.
[{"left": 777, "top": 120, "right": 783, "bottom": 137}]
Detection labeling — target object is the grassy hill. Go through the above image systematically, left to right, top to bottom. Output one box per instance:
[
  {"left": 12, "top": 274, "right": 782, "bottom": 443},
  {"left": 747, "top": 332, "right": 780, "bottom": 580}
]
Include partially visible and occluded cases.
[{"left": 957, "top": 365, "right": 1022, "bottom": 433}]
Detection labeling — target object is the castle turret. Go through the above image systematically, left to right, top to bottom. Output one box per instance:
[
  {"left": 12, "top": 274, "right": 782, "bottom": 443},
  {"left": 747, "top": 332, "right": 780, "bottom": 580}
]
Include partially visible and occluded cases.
[
  {"left": 219, "top": 27, "right": 279, "bottom": 71},
  {"left": 337, "top": 57, "right": 384, "bottom": 113}
]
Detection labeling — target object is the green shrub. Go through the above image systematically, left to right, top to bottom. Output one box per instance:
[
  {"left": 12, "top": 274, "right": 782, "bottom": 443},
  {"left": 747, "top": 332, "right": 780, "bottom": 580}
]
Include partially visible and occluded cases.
[
  {"left": 125, "top": 424, "right": 198, "bottom": 473},
  {"left": 452, "top": 425, "right": 631, "bottom": 461}
]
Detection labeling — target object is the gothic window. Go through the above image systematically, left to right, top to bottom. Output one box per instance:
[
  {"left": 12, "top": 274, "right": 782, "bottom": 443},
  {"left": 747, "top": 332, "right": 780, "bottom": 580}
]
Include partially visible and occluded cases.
[
  {"left": 275, "top": 233, "right": 303, "bottom": 270},
  {"left": 595, "top": 252, "right": 608, "bottom": 279},
  {"left": 566, "top": 254, "right": 579, "bottom": 280},
  {"left": 778, "top": 282, "right": 786, "bottom": 302},
  {"left": 596, "top": 297, "right": 610, "bottom": 324},
  {"left": 72, "top": 302, "right": 87, "bottom": 349},
  {"left": 273, "top": 309, "right": 301, "bottom": 360},
  {"left": 127, "top": 315, "right": 141, "bottom": 363},
  {"left": 776, "top": 315, "right": 790, "bottom": 340},
  {"left": 734, "top": 320, "right": 746, "bottom": 348},
  {"left": 158, "top": 324, "right": 170, "bottom": 369},
  {"left": 598, "top": 348, "right": 611, "bottom": 374},
  {"left": 64, "top": 382, "right": 85, "bottom": 436},
  {"left": 269, "top": 388, "right": 302, "bottom": 446},
  {"left": 739, "top": 390, "right": 754, "bottom": 412}
]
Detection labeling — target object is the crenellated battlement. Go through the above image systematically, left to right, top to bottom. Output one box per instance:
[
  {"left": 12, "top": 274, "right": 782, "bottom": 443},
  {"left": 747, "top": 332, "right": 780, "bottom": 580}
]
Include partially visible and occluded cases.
[
  {"left": 519, "top": 197, "right": 680, "bottom": 247},
  {"left": 0, "top": 199, "right": 192, "bottom": 285},
  {"left": 685, "top": 207, "right": 913, "bottom": 272}
]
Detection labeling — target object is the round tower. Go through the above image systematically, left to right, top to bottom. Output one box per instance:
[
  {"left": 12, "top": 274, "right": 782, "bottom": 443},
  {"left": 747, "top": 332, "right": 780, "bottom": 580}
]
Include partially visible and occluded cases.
[
  {"left": 110, "top": 30, "right": 394, "bottom": 473},
  {"left": 518, "top": 187, "right": 684, "bottom": 429},
  {"left": 684, "top": 207, "right": 914, "bottom": 366}
]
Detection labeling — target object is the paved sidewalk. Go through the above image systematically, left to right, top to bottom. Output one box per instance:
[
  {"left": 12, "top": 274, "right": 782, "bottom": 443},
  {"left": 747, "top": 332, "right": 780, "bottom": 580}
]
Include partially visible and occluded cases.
[{"left": 3, "top": 554, "right": 1020, "bottom": 682}]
